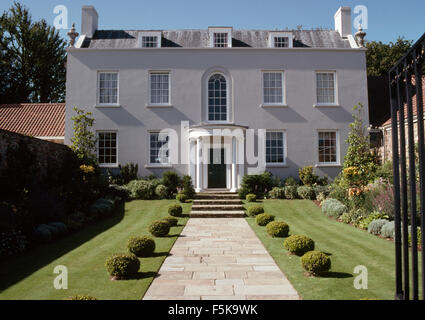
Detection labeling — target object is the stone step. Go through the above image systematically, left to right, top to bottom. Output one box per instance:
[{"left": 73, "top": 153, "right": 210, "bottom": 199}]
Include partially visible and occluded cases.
[
  {"left": 195, "top": 193, "right": 240, "bottom": 200},
  {"left": 192, "top": 199, "right": 243, "bottom": 205},
  {"left": 191, "top": 204, "right": 244, "bottom": 211},
  {"left": 190, "top": 210, "right": 246, "bottom": 218}
]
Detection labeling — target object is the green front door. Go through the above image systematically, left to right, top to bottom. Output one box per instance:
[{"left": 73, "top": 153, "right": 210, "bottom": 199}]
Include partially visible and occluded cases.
[{"left": 208, "top": 148, "right": 226, "bottom": 188}]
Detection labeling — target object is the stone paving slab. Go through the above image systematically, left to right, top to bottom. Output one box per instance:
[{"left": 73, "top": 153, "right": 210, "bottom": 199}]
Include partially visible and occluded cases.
[{"left": 143, "top": 218, "right": 300, "bottom": 300}]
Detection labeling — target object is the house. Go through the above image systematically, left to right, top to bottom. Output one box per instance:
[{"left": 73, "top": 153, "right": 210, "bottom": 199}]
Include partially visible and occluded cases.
[
  {"left": 65, "top": 5, "right": 369, "bottom": 191},
  {"left": 380, "top": 76, "right": 425, "bottom": 162},
  {"left": 0, "top": 103, "right": 65, "bottom": 144}
]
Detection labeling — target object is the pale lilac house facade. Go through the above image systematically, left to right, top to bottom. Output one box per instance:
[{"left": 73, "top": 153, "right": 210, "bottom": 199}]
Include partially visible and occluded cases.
[{"left": 65, "top": 5, "right": 368, "bottom": 191}]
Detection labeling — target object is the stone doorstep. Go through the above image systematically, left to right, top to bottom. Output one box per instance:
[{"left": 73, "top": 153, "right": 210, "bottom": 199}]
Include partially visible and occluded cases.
[
  {"left": 193, "top": 199, "right": 243, "bottom": 205},
  {"left": 191, "top": 204, "right": 245, "bottom": 211},
  {"left": 190, "top": 211, "right": 246, "bottom": 218}
]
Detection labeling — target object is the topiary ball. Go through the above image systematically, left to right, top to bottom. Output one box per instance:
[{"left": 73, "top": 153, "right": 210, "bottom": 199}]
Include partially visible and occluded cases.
[
  {"left": 155, "top": 184, "right": 168, "bottom": 199},
  {"left": 176, "top": 193, "right": 188, "bottom": 203},
  {"left": 246, "top": 194, "right": 257, "bottom": 202},
  {"left": 168, "top": 204, "right": 183, "bottom": 217},
  {"left": 246, "top": 205, "right": 264, "bottom": 217},
  {"left": 256, "top": 213, "right": 275, "bottom": 226},
  {"left": 162, "top": 216, "right": 178, "bottom": 227},
  {"left": 148, "top": 220, "right": 170, "bottom": 237},
  {"left": 266, "top": 221, "right": 289, "bottom": 237},
  {"left": 380, "top": 221, "right": 395, "bottom": 238},
  {"left": 284, "top": 235, "right": 315, "bottom": 256},
  {"left": 127, "top": 236, "right": 156, "bottom": 257},
  {"left": 300, "top": 251, "right": 331, "bottom": 275},
  {"left": 105, "top": 253, "right": 140, "bottom": 278}
]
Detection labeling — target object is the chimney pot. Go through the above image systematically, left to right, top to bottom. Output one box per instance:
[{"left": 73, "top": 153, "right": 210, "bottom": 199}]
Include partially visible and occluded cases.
[
  {"left": 81, "top": 5, "right": 98, "bottom": 38},
  {"left": 334, "top": 7, "right": 352, "bottom": 38}
]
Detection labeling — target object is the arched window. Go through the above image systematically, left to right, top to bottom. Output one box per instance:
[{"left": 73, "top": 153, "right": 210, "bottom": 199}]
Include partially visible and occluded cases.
[{"left": 208, "top": 74, "right": 227, "bottom": 121}]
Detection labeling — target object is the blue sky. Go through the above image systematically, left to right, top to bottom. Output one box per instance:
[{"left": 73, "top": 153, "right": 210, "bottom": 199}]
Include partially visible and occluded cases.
[{"left": 1, "top": 0, "right": 424, "bottom": 43}]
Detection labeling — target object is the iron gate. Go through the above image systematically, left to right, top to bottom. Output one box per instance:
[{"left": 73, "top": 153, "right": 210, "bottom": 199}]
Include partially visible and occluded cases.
[{"left": 388, "top": 32, "right": 425, "bottom": 300}]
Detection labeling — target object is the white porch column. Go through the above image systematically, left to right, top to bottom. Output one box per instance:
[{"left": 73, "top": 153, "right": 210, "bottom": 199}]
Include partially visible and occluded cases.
[
  {"left": 231, "top": 136, "right": 237, "bottom": 192},
  {"left": 195, "top": 137, "right": 202, "bottom": 192},
  {"left": 238, "top": 137, "right": 244, "bottom": 188},
  {"left": 189, "top": 139, "right": 195, "bottom": 185}
]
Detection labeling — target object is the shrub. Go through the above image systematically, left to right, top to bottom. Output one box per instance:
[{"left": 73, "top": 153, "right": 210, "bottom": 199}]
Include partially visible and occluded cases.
[
  {"left": 118, "top": 163, "right": 139, "bottom": 185},
  {"left": 299, "top": 166, "right": 319, "bottom": 186},
  {"left": 162, "top": 171, "right": 181, "bottom": 197},
  {"left": 238, "top": 172, "right": 277, "bottom": 198},
  {"left": 181, "top": 175, "right": 195, "bottom": 199},
  {"left": 284, "top": 176, "right": 299, "bottom": 186},
  {"left": 126, "top": 179, "right": 157, "bottom": 200},
  {"left": 108, "top": 184, "right": 131, "bottom": 200},
  {"left": 155, "top": 184, "right": 168, "bottom": 199},
  {"left": 313, "top": 185, "right": 330, "bottom": 197},
  {"left": 284, "top": 186, "right": 298, "bottom": 199},
  {"left": 297, "top": 186, "right": 315, "bottom": 200},
  {"left": 269, "top": 187, "right": 286, "bottom": 199},
  {"left": 316, "top": 192, "right": 327, "bottom": 203},
  {"left": 176, "top": 193, "right": 188, "bottom": 203},
  {"left": 246, "top": 194, "right": 257, "bottom": 202},
  {"left": 89, "top": 198, "right": 115, "bottom": 217},
  {"left": 321, "top": 199, "right": 347, "bottom": 218},
  {"left": 168, "top": 204, "right": 183, "bottom": 217},
  {"left": 246, "top": 205, "right": 264, "bottom": 217},
  {"left": 64, "top": 211, "right": 86, "bottom": 231},
  {"left": 358, "top": 211, "right": 389, "bottom": 230},
  {"left": 256, "top": 213, "right": 275, "bottom": 226},
  {"left": 162, "top": 216, "right": 178, "bottom": 227},
  {"left": 368, "top": 219, "right": 389, "bottom": 235},
  {"left": 148, "top": 220, "right": 170, "bottom": 237},
  {"left": 266, "top": 221, "right": 289, "bottom": 237},
  {"left": 380, "top": 221, "right": 395, "bottom": 238},
  {"left": 48, "top": 222, "right": 68, "bottom": 235},
  {"left": 32, "top": 224, "right": 52, "bottom": 242},
  {"left": 43, "top": 224, "right": 61, "bottom": 239},
  {"left": 409, "top": 227, "right": 421, "bottom": 247},
  {"left": 0, "top": 230, "right": 28, "bottom": 259},
  {"left": 284, "top": 235, "right": 315, "bottom": 256},
  {"left": 127, "top": 236, "right": 156, "bottom": 257},
  {"left": 301, "top": 251, "right": 331, "bottom": 275},
  {"left": 105, "top": 253, "right": 140, "bottom": 278},
  {"left": 67, "top": 295, "right": 97, "bottom": 300}
]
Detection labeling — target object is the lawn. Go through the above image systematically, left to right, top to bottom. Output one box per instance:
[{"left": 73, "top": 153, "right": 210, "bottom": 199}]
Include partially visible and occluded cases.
[
  {"left": 246, "top": 199, "right": 415, "bottom": 300},
  {"left": 0, "top": 200, "right": 191, "bottom": 300}
]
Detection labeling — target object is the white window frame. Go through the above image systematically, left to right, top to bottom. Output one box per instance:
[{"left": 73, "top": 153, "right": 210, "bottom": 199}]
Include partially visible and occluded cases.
[
  {"left": 208, "top": 27, "right": 232, "bottom": 48},
  {"left": 138, "top": 31, "right": 161, "bottom": 48},
  {"left": 268, "top": 31, "right": 293, "bottom": 48},
  {"left": 97, "top": 71, "right": 119, "bottom": 107},
  {"left": 148, "top": 71, "right": 171, "bottom": 106},
  {"left": 261, "top": 71, "right": 286, "bottom": 107},
  {"left": 314, "top": 71, "right": 339, "bottom": 107},
  {"left": 206, "top": 72, "right": 230, "bottom": 123},
  {"left": 96, "top": 130, "right": 118, "bottom": 167},
  {"left": 265, "top": 130, "right": 287, "bottom": 166},
  {"left": 317, "top": 130, "right": 340, "bottom": 166},
  {"left": 148, "top": 131, "right": 171, "bottom": 166}
]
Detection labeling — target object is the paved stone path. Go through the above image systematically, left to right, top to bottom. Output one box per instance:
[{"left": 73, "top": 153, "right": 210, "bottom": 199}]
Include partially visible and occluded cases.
[{"left": 143, "top": 218, "right": 300, "bottom": 300}]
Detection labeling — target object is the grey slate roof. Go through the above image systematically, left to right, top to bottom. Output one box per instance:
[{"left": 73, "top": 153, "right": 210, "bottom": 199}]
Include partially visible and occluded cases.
[{"left": 81, "top": 29, "right": 352, "bottom": 49}]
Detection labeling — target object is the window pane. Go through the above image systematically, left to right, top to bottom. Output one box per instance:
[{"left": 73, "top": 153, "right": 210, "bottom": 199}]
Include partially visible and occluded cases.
[
  {"left": 263, "top": 72, "right": 283, "bottom": 104},
  {"left": 316, "top": 72, "right": 335, "bottom": 104},
  {"left": 98, "top": 73, "right": 118, "bottom": 104},
  {"left": 150, "top": 73, "right": 170, "bottom": 104},
  {"left": 208, "top": 74, "right": 227, "bottom": 121},
  {"left": 265, "top": 131, "right": 285, "bottom": 163},
  {"left": 318, "top": 131, "right": 337, "bottom": 163},
  {"left": 97, "top": 132, "right": 117, "bottom": 164},
  {"left": 149, "top": 132, "right": 170, "bottom": 164}
]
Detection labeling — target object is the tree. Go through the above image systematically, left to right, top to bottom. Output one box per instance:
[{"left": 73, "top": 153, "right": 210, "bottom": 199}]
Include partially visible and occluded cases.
[
  {"left": 0, "top": 2, "right": 66, "bottom": 103},
  {"left": 365, "top": 37, "right": 422, "bottom": 76},
  {"left": 343, "top": 103, "right": 377, "bottom": 185},
  {"left": 70, "top": 107, "right": 97, "bottom": 165}
]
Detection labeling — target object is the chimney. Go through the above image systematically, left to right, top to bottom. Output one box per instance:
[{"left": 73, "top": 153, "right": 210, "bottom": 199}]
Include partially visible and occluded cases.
[
  {"left": 81, "top": 5, "right": 98, "bottom": 38},
  {"left": 334, "top": 7, "right": 352, "bottom": 38}
]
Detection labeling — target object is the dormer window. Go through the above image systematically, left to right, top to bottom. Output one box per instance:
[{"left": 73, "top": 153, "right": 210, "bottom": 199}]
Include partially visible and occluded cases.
[
  {"left": 208, "top": 27, "right": 232, "bottom": 48},
  {"left": 138, "top": 31, "right": 161, "bottom": 48},
  {"left": 269, "top": 31, "right": 293, "bottom": 48},
  {"left": 274, "top": 37, "right": 289, "bottom": 48}
]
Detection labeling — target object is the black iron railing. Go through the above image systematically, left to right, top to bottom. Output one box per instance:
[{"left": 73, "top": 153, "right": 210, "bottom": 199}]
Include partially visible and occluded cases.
[{"left": 388, "top": 32, "right": 425, "bottom": 300}]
